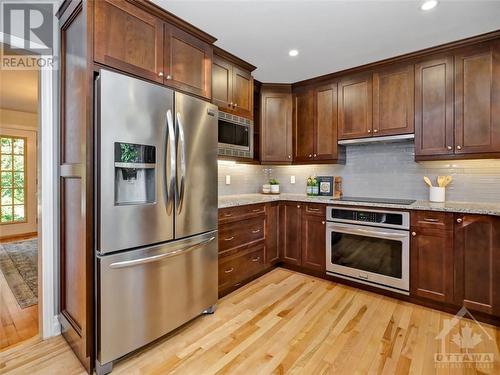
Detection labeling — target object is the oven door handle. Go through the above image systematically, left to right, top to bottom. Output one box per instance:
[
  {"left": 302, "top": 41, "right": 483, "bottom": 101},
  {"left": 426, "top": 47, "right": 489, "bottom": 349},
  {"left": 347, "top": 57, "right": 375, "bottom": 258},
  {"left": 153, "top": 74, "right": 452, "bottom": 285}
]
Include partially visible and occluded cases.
[{"left": 328, "top": 224, "right": 408, "bottom": 239}]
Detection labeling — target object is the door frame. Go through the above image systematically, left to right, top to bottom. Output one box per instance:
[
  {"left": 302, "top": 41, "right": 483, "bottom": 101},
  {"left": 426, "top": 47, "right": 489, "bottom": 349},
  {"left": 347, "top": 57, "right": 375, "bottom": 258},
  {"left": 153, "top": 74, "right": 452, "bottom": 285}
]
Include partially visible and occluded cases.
[{"left": 0, "top": 31, "right": 60, "bottom": 339}]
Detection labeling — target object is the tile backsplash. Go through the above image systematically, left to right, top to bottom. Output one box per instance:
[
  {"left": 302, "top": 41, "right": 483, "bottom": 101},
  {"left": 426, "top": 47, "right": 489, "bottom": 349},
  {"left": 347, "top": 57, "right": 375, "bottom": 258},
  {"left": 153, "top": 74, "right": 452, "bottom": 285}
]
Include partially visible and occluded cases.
[{"left": 218, "top": 141, "right": 500, "bottom": 203}]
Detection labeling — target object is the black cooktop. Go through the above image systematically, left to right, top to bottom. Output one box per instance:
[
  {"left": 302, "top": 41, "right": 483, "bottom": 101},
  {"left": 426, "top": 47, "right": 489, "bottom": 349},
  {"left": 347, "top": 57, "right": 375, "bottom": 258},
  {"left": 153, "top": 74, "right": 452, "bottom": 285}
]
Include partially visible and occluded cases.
[{"left": 335, "top": 196, "right": 416, "bottom": 205}]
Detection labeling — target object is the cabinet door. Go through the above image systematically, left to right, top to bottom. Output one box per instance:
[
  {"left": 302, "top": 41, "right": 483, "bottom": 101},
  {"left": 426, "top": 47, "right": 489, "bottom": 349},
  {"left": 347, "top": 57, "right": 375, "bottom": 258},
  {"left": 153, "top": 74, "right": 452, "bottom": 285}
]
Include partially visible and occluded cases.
[
  {"left": 94, "top": 0, "right": 164, "bottom": 83},
  {"left": 164, "top": 24, "right": 212, "bottom": 99},
  {"left": 455, "top": 42, "right": 500, "bottom": 155},
  {"left": 212, "top": 55, "right": 233, "bottom": 111},
  {"left": 414, "top": 56, "right": 454, "bottom": 157},
  {"left": 373, "top": 64, "right": 414, "bottom": 136},
  {"left": 232, "top": 66, "right": 253, "bottom": 119},
  {"left": 338, "top": 74, "right": 372, "bottom": 139},
  {"left": 315, "top": 83, "right": 339, "bottom": 161},
  {"left": 260, "top": 87, "right": 293, "bottom": 163},
  {"left": 293, "top": 89, "right": 315, "bottom": 162},
  {"left": 265, "top": 202, "right": 280, "bottom": 264},
  {"left": 279, "top": 203, "right": 301, "bottom": 265},
  {"left": 301, "top": 212, "right": 326, "bottom": 272},
  {"left": 454, "top": 215, "right": 500, "bottom": 316},
  {"left": 410, "top": 227, "right": 454, "bottom": 303}
]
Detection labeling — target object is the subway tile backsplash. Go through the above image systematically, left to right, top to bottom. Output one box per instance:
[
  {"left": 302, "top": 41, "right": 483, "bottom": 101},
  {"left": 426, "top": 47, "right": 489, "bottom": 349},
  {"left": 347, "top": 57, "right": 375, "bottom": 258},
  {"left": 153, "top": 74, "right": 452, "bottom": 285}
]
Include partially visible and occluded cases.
[{"left": 218, "top": 141, "right": 500, "bottom": 203}]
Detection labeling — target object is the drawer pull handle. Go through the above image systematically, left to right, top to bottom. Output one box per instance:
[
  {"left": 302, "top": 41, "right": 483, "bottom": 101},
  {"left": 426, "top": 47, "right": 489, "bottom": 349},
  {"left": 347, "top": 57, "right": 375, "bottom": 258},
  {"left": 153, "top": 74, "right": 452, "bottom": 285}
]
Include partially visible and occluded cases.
[
  {"left": 308, "top": 208, "right": 320, "bottom": 212},
  {"left": 252, "top": 209, "right": 261, "bottom": 212},
  {"left": 223, "top": 213, "right": 233, "bottom": 217},
  {"left": 423, "top": 218, "right": 439, "bottom": 222},
  {"left": 251, "top": 229, "right": 261, "bottom": 234},
  {"left": 224, "top": 236, "right": 235, "bottom": 241},
  {"left": 251, "top": 256, "right": 260, "bottom": 262},
  {"left": 224, "top": 267, "right": 234, "bottom": 273}
]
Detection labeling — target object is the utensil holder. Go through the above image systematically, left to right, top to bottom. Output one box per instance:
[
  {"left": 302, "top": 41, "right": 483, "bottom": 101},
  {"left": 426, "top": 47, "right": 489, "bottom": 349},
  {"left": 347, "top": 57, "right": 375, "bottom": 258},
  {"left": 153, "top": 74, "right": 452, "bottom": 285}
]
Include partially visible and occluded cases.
[{"left": 429, "top": 187, "right": 445, "bottom": 203}]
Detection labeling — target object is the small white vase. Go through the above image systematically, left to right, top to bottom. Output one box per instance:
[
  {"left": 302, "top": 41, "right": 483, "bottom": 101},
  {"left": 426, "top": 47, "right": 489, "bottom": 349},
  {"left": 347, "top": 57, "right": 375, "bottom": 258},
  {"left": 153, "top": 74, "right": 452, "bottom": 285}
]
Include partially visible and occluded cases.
[
  {"left": 271, "top": 184, "right": 280, "bottom": 194},
  {"left": 429, "top": 187, "right": 445, "bottom": 203}
]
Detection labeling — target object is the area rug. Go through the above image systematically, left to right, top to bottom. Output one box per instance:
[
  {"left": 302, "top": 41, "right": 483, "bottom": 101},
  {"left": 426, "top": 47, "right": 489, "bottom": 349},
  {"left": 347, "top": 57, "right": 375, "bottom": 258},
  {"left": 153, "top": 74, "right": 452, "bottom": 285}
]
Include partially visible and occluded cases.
[{"left": 0, "top": 239, "right": 38, "bottom": 308}]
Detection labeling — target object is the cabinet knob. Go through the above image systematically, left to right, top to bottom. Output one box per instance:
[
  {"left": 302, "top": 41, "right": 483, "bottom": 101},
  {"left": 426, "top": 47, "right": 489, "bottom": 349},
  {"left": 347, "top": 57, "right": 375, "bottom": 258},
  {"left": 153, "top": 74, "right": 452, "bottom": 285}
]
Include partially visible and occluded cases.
[
  {"left": 158, "top": 72, "right": 164, "bottom": 77},
  {"left": 166, "top": 75, "right": 172, "bottom": 80},
  {"left": 234, "top": 103, "right": 238, "bottom": 108},
  {"left": 367, "top": 129, "right": 371, "bottom": 133},
  {"left": 373, "top": 129, "right": 378, "bottom": 133},
  {"left": 457, "top": 145, "right": 462, "bottom": 150},
  {"left": 447, "top": 146, "right": 452, "bottom": 150},
  {"left": 313, "top": 153, "right": 317, "bottom": 157},
  {"left": 308, "top": 154, "right": 312, "bottom": 158},
  {"left": 288, "top": 155, "right": 291, "bottom": 159},
  {"left": 297, "top": 205, "right": 301, "bottom": 208},
  {"left": 457, "top": 218, "right": 463, "bottom": 223},
  {"left": 322, "top": 221, "right": 325, "bottom": 225},
  {"left": 411, "top": 232, "right": 417, "bottom": 237}
]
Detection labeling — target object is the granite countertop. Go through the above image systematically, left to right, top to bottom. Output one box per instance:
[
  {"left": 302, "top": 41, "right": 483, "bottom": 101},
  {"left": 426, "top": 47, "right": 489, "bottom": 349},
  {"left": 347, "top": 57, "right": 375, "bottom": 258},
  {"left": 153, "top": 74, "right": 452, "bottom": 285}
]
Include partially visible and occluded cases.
[{"left": 218, "top": 193, "right": 500, "bottom": 216}]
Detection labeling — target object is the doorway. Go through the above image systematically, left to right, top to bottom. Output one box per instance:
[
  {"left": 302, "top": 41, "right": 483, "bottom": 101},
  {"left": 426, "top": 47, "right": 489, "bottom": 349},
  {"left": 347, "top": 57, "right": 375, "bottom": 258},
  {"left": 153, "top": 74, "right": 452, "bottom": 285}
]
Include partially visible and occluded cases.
[{"left": 0, "top": 43, "right": 40, "bottom": 349}]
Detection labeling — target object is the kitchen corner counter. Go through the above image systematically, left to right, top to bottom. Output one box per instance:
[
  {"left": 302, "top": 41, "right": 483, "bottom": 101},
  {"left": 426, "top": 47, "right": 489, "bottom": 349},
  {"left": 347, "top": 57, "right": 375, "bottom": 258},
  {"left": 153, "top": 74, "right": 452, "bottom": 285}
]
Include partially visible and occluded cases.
[{"left": 218, "top": 193, "right": 500, "bottom": 216}]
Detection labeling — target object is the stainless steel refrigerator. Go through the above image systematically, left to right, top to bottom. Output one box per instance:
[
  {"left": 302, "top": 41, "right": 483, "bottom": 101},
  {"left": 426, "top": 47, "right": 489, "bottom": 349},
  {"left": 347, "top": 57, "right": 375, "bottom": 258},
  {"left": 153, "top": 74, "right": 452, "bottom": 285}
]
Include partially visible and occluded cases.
[{"left": 95, "top": 70, "right": 218, "bottom": 373}]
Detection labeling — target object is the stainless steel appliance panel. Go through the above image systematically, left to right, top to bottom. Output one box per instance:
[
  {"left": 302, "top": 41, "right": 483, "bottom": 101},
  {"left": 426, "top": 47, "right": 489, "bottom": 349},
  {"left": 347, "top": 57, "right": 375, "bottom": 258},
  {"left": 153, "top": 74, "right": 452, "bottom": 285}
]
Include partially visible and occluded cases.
[
  {"left": 98, "top": 70, "right": 175, "bottom": 254},
  {"left": 174, "top": 93, "right": 218, "bottom": 239},
  {"left": 97, "top": 230, "right": 218, "bottom": 364}
]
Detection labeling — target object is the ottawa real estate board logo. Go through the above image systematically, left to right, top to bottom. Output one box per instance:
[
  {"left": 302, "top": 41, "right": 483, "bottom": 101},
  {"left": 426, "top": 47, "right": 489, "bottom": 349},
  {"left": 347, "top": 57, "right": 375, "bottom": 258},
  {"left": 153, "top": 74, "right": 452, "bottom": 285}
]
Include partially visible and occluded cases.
[
  {"left": 1, "top": 2, "right": 56, "bottom": 70},
  {"left": 434, "top": 307, "right": 496, "bottom": 369}
]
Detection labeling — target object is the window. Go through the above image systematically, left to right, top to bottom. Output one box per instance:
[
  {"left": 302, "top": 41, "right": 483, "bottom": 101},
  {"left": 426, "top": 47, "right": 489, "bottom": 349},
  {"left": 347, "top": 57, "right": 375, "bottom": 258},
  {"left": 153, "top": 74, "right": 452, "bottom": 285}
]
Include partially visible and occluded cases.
[{"left": 1, "top": 136, "right": 26, "bottom": 223}]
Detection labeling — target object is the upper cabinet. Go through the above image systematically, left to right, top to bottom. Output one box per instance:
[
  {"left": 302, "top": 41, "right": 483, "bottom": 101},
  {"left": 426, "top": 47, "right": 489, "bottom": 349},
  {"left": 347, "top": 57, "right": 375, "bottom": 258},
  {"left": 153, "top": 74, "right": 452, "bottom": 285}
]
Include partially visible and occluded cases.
[
  {"left": 94, "top": 0, "right": 214, "bottom": 100},
  {"left": 94, "top": 0, "right": 164, "bottom": 83},
  {"left": 163, "top": 24, "right": 212, "bottom": 99},
  {"left": 454, "top": 41, "right": 500, "bottom": 155},
  {"left": 212, "top": 48, "right": 255, "bottom": 119},
  {"left": 414, "top": 55, "right": 455, "bottom": 157},
  {"left": 373, "top": 64, "right": 414, "bottom": 136},
  {"left": 338, "top": 73, "right": 373, "bottom": 139},
  {"left": 260, "top": 84, "right": 293, "bottom": 163},
  {"left": 292, "top": 84, "right": 342, "bottom": 163}
]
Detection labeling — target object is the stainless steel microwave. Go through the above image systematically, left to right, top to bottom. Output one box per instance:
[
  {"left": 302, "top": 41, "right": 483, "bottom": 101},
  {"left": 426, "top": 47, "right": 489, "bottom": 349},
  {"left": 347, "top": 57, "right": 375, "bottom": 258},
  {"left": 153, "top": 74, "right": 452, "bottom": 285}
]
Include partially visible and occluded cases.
[{"left": 218, "top": 110, "right": 253, "bottom": 159}]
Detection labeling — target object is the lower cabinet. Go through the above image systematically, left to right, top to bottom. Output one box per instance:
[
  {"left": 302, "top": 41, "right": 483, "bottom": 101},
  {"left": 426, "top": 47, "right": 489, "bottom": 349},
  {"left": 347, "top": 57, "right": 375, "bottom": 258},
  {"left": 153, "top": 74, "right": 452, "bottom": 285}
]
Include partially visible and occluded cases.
[
  {"left": 265, "top": 202, "right": 280, "bottom": 264},
  {"left": 279, "top": 202, "right": 302, "bottom": 265},
  {"left": 410, "top": 212, "right": 454, "bottom": 303},
  {"left": 454, "top": 214, "right": 500, "bottom": 316}
]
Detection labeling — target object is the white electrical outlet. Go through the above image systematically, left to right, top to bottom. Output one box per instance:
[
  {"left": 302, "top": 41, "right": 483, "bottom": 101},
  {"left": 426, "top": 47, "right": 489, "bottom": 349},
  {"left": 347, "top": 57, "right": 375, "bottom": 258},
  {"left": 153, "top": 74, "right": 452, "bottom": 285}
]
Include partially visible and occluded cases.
[
  {"left": 225, "top": 175, "right": 231, "bottom": 185},
  {"left": 290, "top": 175, "right": 296, "bottom": 184}
]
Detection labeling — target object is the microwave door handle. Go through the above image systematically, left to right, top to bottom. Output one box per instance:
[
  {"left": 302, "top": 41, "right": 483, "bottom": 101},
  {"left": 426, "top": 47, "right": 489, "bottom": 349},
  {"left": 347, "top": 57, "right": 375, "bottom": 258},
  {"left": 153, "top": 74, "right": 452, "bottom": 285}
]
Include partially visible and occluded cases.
[
  {"left": 166, "top": 110, "right": 176, "bottom": 212},
  {"left": 176, "top": 112, "right": 186, "bottom": 214}
]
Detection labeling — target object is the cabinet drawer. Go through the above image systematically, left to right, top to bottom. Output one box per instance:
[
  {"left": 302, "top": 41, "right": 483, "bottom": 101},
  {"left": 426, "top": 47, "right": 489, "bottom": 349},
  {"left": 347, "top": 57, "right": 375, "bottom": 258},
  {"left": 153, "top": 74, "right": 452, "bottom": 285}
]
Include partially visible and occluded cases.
[
  {"left": 303, "top": 203, "right": 326, "bottom": 216},
  {"left": 218, "top": 204, "right": 266, "bottom": 223},
  {"left": 411, "top": 211, "right": 454, "bottom": 230},
  {"left": 219, "top": 217, "right": 265, "bottom": 252},
  {"left": 218, "top": 246, "right": 265, "bottom": 290}
]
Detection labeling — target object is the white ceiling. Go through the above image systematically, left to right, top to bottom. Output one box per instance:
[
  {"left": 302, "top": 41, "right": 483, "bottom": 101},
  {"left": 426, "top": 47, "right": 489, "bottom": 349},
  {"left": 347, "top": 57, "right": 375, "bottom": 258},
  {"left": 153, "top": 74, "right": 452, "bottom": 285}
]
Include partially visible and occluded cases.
[{"left": 154, "top": 0, "right": 500, "bottom": 83}]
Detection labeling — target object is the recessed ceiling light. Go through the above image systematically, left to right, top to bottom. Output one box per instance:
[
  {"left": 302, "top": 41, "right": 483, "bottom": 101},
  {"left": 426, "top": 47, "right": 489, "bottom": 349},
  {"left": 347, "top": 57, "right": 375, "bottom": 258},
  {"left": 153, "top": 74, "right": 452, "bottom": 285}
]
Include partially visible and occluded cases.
[
  {"left": 420, "top": 0, "right": 438, "bottom": 11},
  {"left": 288, "top": 49, "right": 299, "bottom": 57}
]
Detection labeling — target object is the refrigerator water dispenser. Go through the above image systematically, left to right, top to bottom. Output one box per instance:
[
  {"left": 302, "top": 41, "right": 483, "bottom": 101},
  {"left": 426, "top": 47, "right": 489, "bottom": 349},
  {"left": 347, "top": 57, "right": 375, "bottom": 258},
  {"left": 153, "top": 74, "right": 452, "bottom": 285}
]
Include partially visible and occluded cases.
[{"left": 114, "top": 142, "right": 156, "bottom": 205}]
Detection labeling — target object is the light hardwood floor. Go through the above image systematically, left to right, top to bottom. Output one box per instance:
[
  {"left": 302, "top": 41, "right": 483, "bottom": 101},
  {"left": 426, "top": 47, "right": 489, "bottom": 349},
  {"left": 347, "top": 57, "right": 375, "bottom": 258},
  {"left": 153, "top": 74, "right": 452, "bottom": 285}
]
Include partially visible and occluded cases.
[
  {"left": 0, "top": 268, "right": 38, "bottom": 350},
  {"left": 1, "top": 268, "right": 499, "bottom": 374}
]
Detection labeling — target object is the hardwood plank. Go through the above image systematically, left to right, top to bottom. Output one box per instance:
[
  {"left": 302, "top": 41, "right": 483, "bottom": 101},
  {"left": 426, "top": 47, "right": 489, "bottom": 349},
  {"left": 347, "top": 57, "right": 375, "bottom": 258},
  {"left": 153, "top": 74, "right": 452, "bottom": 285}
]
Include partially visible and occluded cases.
[{"left": 1, "top": 268, "right": 499, "bottom": 375}]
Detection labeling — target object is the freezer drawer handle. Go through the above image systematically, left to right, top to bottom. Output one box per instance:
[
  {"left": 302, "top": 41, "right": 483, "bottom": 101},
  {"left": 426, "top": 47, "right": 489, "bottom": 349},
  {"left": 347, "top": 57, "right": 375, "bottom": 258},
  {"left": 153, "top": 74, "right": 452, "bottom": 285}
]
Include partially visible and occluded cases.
[{"left": 109, "top": 236, "right": 215, "bottom": 269}]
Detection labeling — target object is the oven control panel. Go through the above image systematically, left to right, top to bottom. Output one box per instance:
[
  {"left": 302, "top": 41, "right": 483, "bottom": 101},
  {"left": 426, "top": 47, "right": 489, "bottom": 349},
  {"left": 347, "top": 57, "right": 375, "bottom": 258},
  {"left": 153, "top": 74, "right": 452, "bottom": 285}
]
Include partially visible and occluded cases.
[{"left": 326, "top": 206, "right": 409, "bottom": 230}]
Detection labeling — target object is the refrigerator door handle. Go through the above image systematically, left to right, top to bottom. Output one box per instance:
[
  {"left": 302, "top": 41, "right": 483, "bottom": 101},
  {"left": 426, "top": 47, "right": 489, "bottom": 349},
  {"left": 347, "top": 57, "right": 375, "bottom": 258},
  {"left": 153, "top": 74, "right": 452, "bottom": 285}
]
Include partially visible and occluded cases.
[
  {"left": 166, "top": 110, "right": 176, "bottom": 212},
  {"left": 176, "top": 112, "right": 187, "bottom": 213},
  {"left": 109, "top": 236, "right": 215, "bottom": 269}
]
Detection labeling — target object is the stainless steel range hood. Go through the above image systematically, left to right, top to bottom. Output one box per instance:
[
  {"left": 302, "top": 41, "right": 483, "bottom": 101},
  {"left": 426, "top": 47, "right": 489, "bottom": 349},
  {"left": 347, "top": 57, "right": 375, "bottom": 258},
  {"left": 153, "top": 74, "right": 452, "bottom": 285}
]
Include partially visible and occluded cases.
[{"left": 338, "top": 134, "right": 414, "bottom": 145}]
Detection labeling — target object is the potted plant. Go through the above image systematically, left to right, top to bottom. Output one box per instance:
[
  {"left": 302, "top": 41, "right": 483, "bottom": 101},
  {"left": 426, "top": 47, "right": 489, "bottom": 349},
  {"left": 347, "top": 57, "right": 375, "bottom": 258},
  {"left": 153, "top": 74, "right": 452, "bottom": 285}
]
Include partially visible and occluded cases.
[
  {"left": 307, "top": 176, "right": 318, "bottom": 196},
  {"left": 269, "top": 178, "right": 280, "bottom": 194}
]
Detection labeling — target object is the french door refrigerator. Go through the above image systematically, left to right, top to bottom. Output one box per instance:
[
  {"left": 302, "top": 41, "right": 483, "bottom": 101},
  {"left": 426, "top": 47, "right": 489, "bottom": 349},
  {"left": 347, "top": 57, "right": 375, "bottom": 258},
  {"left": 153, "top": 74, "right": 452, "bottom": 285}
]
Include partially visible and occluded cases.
[{"left": 95, "top": 70, "right": 218, "bottom": 373}]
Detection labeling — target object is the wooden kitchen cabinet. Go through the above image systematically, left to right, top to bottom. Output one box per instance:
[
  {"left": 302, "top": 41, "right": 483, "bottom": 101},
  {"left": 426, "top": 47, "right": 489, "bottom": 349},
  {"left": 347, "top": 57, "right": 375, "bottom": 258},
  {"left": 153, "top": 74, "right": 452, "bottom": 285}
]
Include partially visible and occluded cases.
[
  {"left": 94, "top": 0, "right": 164, "bottom": 83},
  {"left": 164, "top": 24, "right": 212, "bottom": 99},
  {"left": 454, "top": 41, "right": 500, "bottom": 155},
  {"left": 212, "top": 50, "right": 255, "bottom": 118},
  {"left": 373, "top": 64, "right": 414, "bottom": 137},
  {"left": 338, "top": 73, "right": 372, "bottom": 140},
  {"left": 315, "top": 83, "right": 340, "bottom": 161},
  {"left": 260, "top": 84, "right": 293, "bottom": 163},
  {"left": 293, "top": 88, "right": 315, "bottom": 162},
  {"left": 265, "top": 202, "right": 280, "bottom": 264},
  {"left": 279, "top": 202, "right": 302, "bottom": 265},
  {"left": 301, "top": 205, "right": 326, "bottom": 272},
  {"left": 410, "top": 212, "right": 454, "bottom": 303},
  {"left": 454, "top": 214, "right": 500, "bottom": 316}
]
